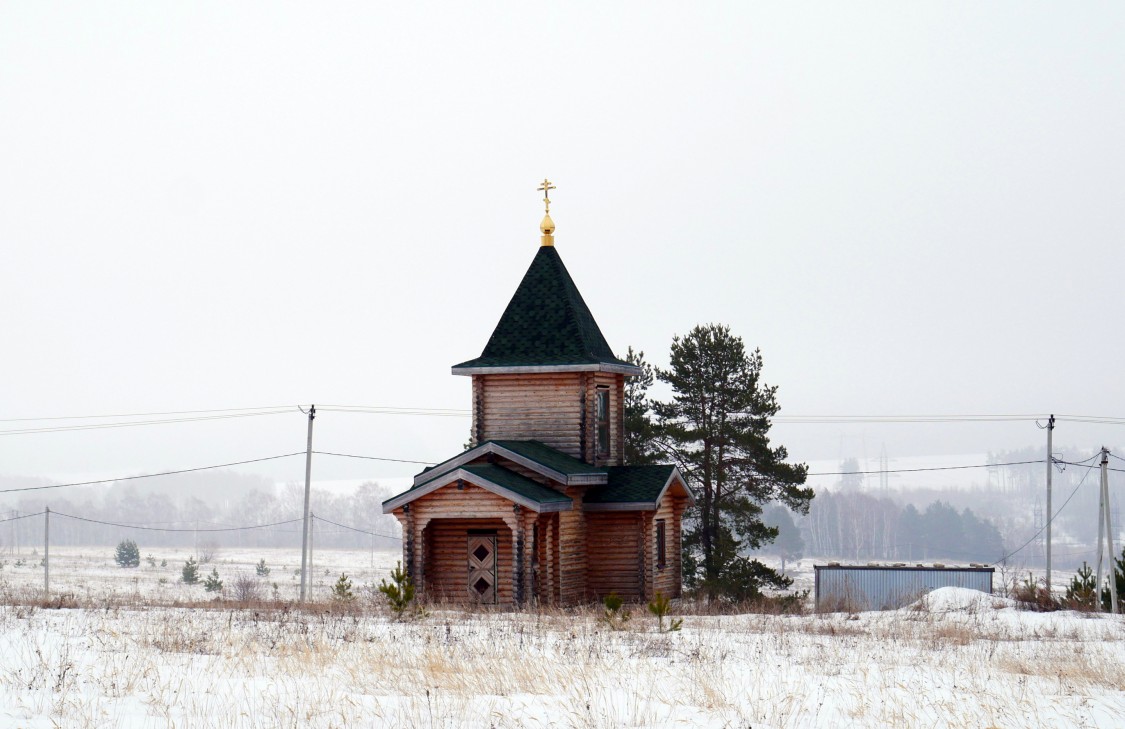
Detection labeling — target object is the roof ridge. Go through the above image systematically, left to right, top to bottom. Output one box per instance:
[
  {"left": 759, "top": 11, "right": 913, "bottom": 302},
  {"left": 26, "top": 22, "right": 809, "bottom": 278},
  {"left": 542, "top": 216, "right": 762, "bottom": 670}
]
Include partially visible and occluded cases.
[{"left": 553, "top": 248, "right": 612, "bottom": 360}]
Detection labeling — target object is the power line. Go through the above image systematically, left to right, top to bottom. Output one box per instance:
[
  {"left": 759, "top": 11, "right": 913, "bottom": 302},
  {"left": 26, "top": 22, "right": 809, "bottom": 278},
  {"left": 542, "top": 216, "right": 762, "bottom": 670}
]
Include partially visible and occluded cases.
[
  {"left": 0, "top": 403, "right": 475, "bottom": 437},
  {"left": 318, "top": 404, "right": 470, "bottom": 417},
  {"left": 0, "top": 405, "right": 297, "bottom": 423},
  {"left": 7, "top": 405, "right": 1125, "bottom": 427},
  {"left": 0, "top": 410, "right": 295, "bottom": 437},
  {"left": 772, "top": 414, "right": 1048, "bottom": 424},
  {"left": 1054, "top": 415, "right": 1125, "bottom": 425},
  {"left": 313, "top": 451, "right": 435, "bottom": 466},
  {"left": 1056, "top": 452, "right": 1103, "bottom": 466},
  {"left": 0, "top": 453, "right": 305, "bottom": 494},
  {"left": 806, "top": 459, "right": 1044, "bottom": 477},
  {"left": 991, "top": 459, "right": 1099, "bottom": 566},
  {"left": 0, "top": 510, "right": 45, "bottom": 524},
  {"left": 52, "top": 511, "right": 304, "bottom": 533},
  {"left": 312, "top": 514, "right": 402, "bottom": 541}
]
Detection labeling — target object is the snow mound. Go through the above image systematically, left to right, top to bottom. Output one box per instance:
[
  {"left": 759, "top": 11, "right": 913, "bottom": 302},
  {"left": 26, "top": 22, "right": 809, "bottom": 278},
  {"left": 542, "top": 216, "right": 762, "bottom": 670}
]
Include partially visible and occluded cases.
[{"left": 907, "top": 586, "right": 1015, "bottom": 612}]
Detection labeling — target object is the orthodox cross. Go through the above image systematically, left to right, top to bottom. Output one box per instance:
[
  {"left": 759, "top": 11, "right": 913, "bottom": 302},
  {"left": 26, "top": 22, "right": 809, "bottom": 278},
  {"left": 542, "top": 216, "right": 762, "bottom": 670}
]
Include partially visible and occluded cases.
[{"left": 537, "top": 178, "right": 556, "bottom": 214}]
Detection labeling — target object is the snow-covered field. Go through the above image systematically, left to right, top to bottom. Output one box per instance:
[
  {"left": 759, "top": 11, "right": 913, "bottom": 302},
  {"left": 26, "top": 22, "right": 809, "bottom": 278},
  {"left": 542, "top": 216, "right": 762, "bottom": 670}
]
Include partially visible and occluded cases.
[
  {"left": 1, "top": 545, "right": 401, "bottom": 604},
  {"left": 0, "top": 549, "right": 1122, "bottom": 728}
]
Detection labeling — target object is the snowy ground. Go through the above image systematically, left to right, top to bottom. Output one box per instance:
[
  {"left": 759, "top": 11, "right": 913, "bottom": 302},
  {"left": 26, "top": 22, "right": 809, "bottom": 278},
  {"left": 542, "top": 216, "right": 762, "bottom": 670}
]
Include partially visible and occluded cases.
[
  {"left": 0, "top": 545, "right": 1122, "bottom": 729},
  {"left": 1, "top": 545, "right": 401, "bottom": 604},
  {"left": 2, "top": 546, "right": 822, "bottom": 605}
]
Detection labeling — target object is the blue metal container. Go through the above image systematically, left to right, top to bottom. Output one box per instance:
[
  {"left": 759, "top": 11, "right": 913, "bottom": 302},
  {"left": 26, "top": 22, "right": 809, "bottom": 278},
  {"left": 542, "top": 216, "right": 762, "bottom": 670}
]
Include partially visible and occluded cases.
[{"left": 814, "top": 564, "right": 994, "bottom": 611}]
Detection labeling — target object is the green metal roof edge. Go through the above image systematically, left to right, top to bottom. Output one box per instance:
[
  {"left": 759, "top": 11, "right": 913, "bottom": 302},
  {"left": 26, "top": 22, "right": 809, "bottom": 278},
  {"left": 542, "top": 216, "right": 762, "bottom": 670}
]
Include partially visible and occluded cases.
[
  {"left": 409, "top": 439, "right": 605, "bottom": 492},
  {"left": 490, "top": 440, "right": 606, "bottom": 477},
  {"left": 461, "top": 463, "right": 572, "bottom": 504},
  {"left": 584, "top": 464, "right": 679, "bottom": 503}
]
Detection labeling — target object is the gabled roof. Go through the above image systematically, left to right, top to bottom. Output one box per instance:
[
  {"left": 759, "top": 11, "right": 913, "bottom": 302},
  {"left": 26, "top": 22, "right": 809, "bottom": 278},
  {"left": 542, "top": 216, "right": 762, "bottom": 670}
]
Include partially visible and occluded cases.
[
  {"left": 452, "top": 245, "right": 640, "bottom": 375},
  {"left": 382, "top": 439, "right": 692, "bottom": 514},
  {"left": 413, "top": 439, "right": 606, "bottom": 489},
  {"left": 382, "top": 463, "right": 572, "bottom": 514},
  {"left": 461, "top": 464, "right": 572, "bottom": 507},
  {"left": 583, "top": 465, "right": 696, "bottom": 511}
]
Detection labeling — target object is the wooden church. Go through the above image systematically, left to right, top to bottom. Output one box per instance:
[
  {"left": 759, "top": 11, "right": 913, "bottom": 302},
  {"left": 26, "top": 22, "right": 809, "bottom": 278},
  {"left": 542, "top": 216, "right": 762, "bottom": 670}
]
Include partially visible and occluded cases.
[{"left": 383, "top": 181, "right": 693, "bottom": 606}]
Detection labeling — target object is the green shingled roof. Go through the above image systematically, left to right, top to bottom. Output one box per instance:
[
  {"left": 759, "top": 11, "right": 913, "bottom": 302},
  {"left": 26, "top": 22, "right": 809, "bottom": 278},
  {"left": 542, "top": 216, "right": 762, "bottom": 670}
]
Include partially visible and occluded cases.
[
  {"left": 453, "top": 245, "right": 634, "bottom": 370},
  {"left": 412, "top": 440, "right": 605, "bottom": 490},
  {"left": 490, "top": 440, "right": 606, "bottom": 477},
  {"left": 460, "top": 464, "right": 572, "bottom": 504},
  {"left": 584, "top": 465, "right": 680, "bottom": 504}
]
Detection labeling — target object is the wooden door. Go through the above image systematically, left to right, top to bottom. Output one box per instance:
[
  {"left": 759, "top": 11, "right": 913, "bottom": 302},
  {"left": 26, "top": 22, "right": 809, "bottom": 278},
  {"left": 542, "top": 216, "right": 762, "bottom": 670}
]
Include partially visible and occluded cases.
[{"left": 467, "top": 534, "right": 498, "bottom": 603}]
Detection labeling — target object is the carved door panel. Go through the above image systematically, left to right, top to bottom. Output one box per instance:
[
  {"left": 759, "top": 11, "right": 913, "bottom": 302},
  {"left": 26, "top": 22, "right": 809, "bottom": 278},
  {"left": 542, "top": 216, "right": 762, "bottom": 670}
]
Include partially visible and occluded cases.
[{"left": 467, "top": 535, "right": 497, "bottom": 603}]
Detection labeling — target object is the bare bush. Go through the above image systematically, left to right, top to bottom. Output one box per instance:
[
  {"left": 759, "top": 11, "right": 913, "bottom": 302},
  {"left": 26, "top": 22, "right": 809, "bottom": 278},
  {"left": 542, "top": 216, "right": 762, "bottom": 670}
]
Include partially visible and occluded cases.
[
  {"left": 197, "top": 542, "right": 220, "bottom": 564},
  {"left": 231, "top": 573, "right": 261, "bottom": 602}
]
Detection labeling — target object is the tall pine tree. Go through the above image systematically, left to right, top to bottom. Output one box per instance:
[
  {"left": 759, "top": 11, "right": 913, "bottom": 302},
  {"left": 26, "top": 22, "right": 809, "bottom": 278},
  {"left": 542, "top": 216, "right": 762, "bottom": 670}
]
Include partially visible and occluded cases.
[
  {"left": 650, "top": 324, "right": 811, "bottom": 598},
  {"left": 624, "top": 347, "right": 660, "bottom": 466}
]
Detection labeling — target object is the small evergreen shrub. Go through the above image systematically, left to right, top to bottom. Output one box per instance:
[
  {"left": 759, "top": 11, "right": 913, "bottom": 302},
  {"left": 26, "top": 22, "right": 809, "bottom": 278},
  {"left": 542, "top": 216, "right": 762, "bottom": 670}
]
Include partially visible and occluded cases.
[
  {"left": 114, "top": 539, "right": 140, "bottom": 568},
  {"left": 145, "top": 555, "right": 157, "bottom": 567},
  {"left": 181, "top": 557, "right": 200, "bottom": 585},
  {"left": 255, "top": 559, "right": 270, "bottom": 577},
  {"left": 378, "top": 561, "right": 415, "bottom": 617},
  {"left": 1065, "top": 562, "right": 1097, "bottom": 610},
  {"left": 203, "top": 567, "right": 223, "bottom": 593},
  {"left": 1014, "top": 572, "right": 1058, "bottom": 611},
  {"left": 332, "top": 573, "right": 356, "bottom": 602},
  {"left": 603, "top": 592, "right": 631, "bottom": 630},
  {"left": 648, "top": 592, "right": 683, "bottom": 632}
]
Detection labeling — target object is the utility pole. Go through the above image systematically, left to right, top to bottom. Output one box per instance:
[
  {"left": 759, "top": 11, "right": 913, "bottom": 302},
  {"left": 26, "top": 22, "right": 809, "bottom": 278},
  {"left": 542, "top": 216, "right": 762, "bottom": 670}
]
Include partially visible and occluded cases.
[
  {"left": 299, "top": 405, "right": 316, "bottom": 602},
  {"left": 1046, "top": 414, "right": 1055, "bottom": 594},
  {"left": 1096, "top": 448, "right": 1108, "bottom": 612},
  {"left": 1099, "top": 448, "right": 1118, "bottom": 613},
  {"left": 44, "top": 506, "right": 50, "bottom": 597},
  {"left": 309, "top": 511, "right": 315, "bottom": 594}
]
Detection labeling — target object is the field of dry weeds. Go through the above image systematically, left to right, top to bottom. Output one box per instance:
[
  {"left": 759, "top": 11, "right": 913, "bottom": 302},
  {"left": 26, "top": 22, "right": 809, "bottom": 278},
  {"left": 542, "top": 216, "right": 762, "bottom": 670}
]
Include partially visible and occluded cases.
[{"left": 0, "top": 548, "right": 1122, "bottom": 728}]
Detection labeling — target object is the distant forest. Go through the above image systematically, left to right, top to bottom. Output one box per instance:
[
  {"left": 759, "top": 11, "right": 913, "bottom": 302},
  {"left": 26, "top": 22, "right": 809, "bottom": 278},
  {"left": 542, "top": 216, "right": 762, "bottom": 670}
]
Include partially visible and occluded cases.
[
  {"left": 759, "top": 447, "right": 1123, "bottom": 568},
  {"left": 0, "top": 470, "right": 403, "bottom": 553},
  {"left": 797, "top": 492, "right": 1005, "bottom": 563}
]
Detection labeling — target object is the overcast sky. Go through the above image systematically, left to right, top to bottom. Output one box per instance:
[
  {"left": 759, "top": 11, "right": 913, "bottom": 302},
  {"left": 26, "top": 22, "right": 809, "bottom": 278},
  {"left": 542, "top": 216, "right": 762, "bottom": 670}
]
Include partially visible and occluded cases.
[{"left": 2, "top": 3, "right": 1123, "bottom": 491}]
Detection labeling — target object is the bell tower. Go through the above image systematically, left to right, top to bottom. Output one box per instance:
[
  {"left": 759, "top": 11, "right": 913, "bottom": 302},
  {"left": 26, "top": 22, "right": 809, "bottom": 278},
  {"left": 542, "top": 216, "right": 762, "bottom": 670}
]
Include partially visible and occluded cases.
[{"left": 451, "top": 181, "right": 640, "bottom": 466}]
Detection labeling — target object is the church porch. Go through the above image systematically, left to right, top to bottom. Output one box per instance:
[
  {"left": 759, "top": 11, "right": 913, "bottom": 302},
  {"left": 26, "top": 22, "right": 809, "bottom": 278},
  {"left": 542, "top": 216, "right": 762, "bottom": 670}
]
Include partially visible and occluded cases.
[{"left": 385, "top": 472, "right": 570, "bottom": 606}]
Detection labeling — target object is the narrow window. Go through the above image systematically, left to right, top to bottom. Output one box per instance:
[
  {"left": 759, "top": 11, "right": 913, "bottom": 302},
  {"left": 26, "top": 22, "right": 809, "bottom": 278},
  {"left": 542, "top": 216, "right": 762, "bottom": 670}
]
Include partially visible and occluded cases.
[
  {"left": 595, "top": 388, "right": 610, "bottom": 458},
  {"left": 656, "top": 519, "right": 667, "bottom": 570}
]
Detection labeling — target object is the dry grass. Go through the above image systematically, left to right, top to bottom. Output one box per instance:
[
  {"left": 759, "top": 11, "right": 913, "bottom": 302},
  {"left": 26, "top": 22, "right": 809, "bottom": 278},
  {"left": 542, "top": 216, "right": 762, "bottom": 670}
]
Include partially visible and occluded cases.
[
  {"left": 1, "top": 551, "right": 1124, "bottom": 727},
  {"left": 0, "top": 592, "right": 1122, "bottom": 728}
]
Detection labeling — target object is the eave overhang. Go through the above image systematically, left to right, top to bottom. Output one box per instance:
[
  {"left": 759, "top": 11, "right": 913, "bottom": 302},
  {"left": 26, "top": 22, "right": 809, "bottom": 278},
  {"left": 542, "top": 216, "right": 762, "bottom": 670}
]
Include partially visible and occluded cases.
[
  {"left": 451, "top": 362, "right": 642, "bottom": 377},
  {"left": 412, "top": 441, "right": 607, "bottom": 489},
  {"left": 382, "top": 467, "right": 573, "bottom": 514},
  {"left": 582, "top": 467, "right": 696, "bottom": 511}
]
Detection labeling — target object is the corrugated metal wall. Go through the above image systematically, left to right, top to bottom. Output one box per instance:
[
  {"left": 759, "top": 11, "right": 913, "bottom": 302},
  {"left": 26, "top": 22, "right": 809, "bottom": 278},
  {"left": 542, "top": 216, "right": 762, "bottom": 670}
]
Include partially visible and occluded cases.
[{"left": 815, "top": 566, "right": 994, "bottom": 611}]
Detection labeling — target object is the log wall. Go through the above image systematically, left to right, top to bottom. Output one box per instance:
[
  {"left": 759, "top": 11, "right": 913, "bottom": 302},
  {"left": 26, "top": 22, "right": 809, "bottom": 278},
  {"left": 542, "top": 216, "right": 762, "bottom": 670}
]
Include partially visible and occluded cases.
[
  {"left": 472, "top": 371, "right": 626, "bottom": 467},
  {"left": 475, "top": 373, "right": 584, "bottom": 458},
  {"left": 558, "top": 486, "right": 589, "bottom": 602},
  {"left": 652, "top": 495, "right": 687, "bottom": 599},
  {"left": 586, "top": 511, "right": 643, "bottom": 600},
  {"left": 535, "top": 513, "right": 560, "bottom": 604}
]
